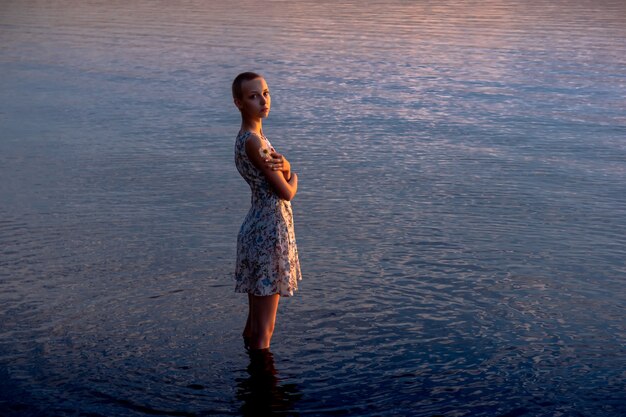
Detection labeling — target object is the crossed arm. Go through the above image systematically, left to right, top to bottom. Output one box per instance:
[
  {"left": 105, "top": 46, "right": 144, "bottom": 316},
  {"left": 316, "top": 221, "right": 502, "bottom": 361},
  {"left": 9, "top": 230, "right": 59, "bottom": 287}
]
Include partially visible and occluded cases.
[{"left": 245, "top": 134, "right": 298, "bottom": 201}]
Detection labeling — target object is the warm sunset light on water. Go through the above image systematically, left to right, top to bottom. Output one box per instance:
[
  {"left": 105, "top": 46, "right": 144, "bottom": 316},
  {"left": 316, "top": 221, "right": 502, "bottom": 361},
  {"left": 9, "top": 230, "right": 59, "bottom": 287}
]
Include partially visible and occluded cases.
[{"left": 1, "top": 1, "right": 625, "bottom": 416}]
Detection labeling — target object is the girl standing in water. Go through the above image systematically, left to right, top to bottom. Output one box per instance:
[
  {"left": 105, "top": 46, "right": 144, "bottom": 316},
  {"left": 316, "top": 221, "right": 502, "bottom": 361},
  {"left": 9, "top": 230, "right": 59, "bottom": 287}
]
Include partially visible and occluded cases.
[{"left": 232, "top": 72, "right": 302, "bottom": 351}]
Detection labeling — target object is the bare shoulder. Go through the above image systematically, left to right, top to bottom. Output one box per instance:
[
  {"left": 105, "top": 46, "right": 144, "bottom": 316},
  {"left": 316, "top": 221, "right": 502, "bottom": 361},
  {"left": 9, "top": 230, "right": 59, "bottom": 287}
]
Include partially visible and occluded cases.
[
  {"left": 244, "top": 132, "right": 263, "bottom": 149},
  {"left": 244, "top": 133, "right": 271, "bottom": 172},
  {"left": 244, "top": 133, "right": 267, "bottom": 159}
]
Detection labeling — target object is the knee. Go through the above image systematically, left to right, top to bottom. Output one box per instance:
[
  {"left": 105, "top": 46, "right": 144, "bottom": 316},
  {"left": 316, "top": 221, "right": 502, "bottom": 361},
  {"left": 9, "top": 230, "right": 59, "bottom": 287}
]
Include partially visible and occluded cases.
[
  {"left": 266, "top": 321, "right": 275, "bottom": 335},
  {"left": 254, "top": 323, "right": 274, "bottom": 340},
  {"left": 251, "top": 326, "right": 274, "bottom": 349}
]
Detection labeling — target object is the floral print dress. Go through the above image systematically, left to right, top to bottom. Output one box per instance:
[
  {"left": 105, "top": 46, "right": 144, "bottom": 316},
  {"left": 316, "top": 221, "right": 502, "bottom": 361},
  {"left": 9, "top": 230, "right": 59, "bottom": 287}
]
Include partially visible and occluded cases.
[{"left": 234, "top": 130, "right": 302, "bottom": 297}]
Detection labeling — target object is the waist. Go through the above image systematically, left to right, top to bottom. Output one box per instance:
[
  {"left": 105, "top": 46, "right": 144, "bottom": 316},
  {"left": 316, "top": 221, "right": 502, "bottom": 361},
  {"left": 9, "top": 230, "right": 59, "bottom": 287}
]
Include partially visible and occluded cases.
[{"left": 251, "top": 193, "right": 289, "bottom": 206}]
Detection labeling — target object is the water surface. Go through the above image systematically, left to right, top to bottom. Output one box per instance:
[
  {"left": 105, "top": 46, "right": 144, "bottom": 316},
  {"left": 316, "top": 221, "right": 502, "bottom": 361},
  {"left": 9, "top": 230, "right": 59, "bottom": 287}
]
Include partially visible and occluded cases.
[{"left": 1, "top": 1, "right": 625, "bottom": 416}]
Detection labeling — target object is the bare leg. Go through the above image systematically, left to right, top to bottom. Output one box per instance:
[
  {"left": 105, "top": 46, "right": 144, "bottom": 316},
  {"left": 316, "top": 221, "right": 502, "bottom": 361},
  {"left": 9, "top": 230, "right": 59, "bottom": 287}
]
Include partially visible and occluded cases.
[
  {"left": 243, "top": 294, "right": 253, "bottom": 340},
  {"left": 250, "top": 294, "right": 280, "bottom": 350}
]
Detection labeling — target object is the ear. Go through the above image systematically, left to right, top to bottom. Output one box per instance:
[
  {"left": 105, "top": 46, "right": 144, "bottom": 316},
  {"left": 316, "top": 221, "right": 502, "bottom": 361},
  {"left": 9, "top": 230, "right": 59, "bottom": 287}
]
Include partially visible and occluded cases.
[{"left": 234, "top": 97, "right": 243, "bottom": 110}]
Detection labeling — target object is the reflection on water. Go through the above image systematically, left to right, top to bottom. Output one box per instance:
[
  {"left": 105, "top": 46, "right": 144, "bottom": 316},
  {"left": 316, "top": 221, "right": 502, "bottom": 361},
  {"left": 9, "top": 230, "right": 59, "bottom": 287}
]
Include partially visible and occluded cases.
[
  {"left": 0, "top": 0, "right": 625, "bottom": 416},
  {"left": 237, "top": 350, "right": 301, "bottom": 417}
]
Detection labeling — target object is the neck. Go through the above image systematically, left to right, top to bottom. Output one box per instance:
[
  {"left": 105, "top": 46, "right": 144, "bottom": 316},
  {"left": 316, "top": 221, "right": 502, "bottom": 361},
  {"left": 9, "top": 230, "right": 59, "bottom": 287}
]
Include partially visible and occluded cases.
[{"left": 241, "top": 118, "right": 263, "bottom": 136}]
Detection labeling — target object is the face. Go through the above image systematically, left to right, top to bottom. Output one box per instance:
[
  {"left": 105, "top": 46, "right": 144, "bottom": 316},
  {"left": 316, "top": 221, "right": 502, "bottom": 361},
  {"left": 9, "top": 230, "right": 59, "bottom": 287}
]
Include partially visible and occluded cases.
[{"left": 235, "top": 77, "right": 271, "bottom": 119}]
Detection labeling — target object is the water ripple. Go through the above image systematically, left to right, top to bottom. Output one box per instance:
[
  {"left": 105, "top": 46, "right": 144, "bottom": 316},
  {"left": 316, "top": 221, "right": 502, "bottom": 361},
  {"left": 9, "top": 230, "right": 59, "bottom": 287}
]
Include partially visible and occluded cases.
[{"left": 1, "top": 0, "right": 625, "bottom": 416}]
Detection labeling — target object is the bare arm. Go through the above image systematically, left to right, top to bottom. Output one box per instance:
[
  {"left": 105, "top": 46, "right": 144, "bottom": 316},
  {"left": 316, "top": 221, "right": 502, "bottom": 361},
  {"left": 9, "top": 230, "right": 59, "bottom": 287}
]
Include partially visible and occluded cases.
[
  {"left": 245, "top": 134, "right": 298, "bottom": 201},
  {"left": 266, "top": 150, "right": 292, "bottom": 181}
]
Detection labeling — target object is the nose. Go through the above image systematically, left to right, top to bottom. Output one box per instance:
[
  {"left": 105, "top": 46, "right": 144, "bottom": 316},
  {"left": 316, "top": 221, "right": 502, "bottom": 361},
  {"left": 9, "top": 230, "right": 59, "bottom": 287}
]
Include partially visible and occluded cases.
[{"left": 259, "top": 96, "right": 266, "bottom": 105}]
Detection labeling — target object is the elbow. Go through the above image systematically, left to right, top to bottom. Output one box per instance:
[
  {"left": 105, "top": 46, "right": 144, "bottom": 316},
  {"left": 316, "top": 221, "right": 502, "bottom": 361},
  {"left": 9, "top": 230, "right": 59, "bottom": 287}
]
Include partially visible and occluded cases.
[
  {"left": 272, "top": 178, "right": 297, "bottom": 201},
  {"left": 277, "top": 186, "right": 297, "bottom": 201},
  {"left": 279, "top": 190, "right": 296, "bottom": 201}
]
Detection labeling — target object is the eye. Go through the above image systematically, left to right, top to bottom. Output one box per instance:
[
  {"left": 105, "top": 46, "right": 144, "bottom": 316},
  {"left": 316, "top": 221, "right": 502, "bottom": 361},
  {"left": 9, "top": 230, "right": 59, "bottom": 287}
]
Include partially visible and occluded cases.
[{"left": 263, "top": 91, "right": 270, "bottom": 97}]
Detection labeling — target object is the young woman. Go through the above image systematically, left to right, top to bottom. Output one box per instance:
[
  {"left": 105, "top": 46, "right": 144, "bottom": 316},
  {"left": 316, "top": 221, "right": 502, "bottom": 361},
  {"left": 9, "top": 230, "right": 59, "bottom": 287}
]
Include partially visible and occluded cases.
[{"left": 232, "top": 72, "right": 302, "bottom": 351}]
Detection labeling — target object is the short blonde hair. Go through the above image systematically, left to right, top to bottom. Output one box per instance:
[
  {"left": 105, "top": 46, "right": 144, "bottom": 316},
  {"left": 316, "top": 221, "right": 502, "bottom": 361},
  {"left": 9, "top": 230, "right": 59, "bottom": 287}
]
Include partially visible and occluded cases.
[{"left": 232, "top": 72, "right": 262, "bottom": 100}]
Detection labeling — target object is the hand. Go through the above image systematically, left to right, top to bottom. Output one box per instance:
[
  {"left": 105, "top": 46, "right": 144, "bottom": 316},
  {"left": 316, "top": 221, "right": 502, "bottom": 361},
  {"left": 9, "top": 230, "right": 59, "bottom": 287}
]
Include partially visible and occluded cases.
[{"left": 265, "top": 150, "right": 291, "bottom": 173}]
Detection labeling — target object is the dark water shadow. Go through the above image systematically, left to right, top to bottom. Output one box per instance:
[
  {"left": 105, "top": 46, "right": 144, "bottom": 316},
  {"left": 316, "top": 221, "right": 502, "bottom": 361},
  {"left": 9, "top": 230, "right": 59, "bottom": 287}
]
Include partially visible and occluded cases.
[{"left": 236, "top": 350, "right": 301, "bottom": 416}]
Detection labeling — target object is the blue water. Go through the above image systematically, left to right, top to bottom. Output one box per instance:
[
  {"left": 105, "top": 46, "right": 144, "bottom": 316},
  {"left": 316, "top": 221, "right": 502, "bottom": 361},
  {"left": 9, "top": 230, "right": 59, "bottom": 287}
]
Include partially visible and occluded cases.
[{"left": 1, "top": 1, "right": 625, "bottom": 416}]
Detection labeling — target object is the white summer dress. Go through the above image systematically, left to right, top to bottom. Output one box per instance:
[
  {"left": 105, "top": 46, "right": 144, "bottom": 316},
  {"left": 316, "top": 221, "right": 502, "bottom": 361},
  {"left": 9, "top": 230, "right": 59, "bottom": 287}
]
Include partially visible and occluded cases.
[{"left": 234, "top": 130, "right": 302, "bottom": 297}]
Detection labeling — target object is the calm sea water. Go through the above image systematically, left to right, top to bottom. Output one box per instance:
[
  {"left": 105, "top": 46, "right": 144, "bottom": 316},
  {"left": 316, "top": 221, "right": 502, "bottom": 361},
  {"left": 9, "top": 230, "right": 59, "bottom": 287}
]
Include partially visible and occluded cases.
[{"left": 1, "top": 1, "right": 625, "bottom": 416}]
